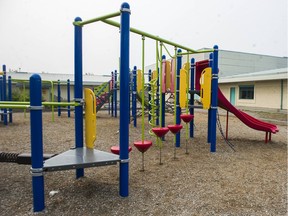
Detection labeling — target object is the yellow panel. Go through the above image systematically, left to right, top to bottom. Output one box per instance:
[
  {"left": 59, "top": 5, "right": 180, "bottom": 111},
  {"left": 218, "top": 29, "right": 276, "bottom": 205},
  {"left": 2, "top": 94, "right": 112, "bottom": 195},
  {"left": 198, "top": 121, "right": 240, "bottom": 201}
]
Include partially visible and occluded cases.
[
  {"left": 165, "top": 61, "right": 171, "bottom": 89},
  {"left": 200, "top": 67, "right": 212, "bottom": 109},
  {"left": 179, "top": 68, "right": 187, "bottom": 108},
  {"left": 137, "top": 69, "right": 142, "bottom": 93},
  {"left": 84, "top": 88, "right": 96, "bottom": 149}
]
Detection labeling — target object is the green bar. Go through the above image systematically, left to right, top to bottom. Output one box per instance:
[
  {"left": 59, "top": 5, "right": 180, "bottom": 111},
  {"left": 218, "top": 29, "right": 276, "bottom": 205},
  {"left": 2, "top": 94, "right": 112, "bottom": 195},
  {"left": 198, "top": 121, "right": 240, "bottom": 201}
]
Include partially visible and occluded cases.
[
  {"left": 74, "top": 11, "right": 121, "bottom": 26},
  {"left": 102, "top": 19, "right": 214, "bottom": 53},
  {"left": 141, "top": 37, "right": 145, "bottom": 142},
  {"left": 0, "top": 101, "right": 80, "bottom": 107},
  {"left": 43, "top": 102, "right": 80, "bottom": 107},
  {"left": 0, "top": 104, "right": 29, "bottom": 109}
]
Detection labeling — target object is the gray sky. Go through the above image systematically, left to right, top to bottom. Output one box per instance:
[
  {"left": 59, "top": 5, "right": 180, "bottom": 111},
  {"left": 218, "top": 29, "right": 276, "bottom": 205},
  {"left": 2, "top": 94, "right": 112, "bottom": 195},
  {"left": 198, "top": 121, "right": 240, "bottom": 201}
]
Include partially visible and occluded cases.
[{"left": 0, "top": 0, "right": 287, "bottom": 75}]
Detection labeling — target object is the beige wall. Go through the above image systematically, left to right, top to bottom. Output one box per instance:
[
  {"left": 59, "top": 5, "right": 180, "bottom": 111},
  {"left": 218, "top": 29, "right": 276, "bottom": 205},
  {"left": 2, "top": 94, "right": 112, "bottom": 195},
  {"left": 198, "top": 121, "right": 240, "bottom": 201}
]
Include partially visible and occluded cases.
[{"left": 219, "top": 79, "right": 287, "bottom": 110}]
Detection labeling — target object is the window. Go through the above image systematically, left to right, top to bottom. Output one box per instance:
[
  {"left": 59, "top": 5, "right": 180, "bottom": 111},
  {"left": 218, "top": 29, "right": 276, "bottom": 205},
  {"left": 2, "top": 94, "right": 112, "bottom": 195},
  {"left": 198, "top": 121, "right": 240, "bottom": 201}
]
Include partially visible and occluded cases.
[{"left": 239, "top": 85, "right": 254, "bottom": 99}]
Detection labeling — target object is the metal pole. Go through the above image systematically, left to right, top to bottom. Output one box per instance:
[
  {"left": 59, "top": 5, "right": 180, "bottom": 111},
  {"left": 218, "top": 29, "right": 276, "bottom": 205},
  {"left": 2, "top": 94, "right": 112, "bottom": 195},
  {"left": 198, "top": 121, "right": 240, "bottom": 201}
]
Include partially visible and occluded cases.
[
  {"left": 119, "top": 2, "right": 130, "bottom": 197},
  {"left": 74, "top": 16, "right": 84, "bottom": 178},
  {"left": 102, "top": 19, "right": 213, "bottom": 54},
  {"left": 210, "top": 45, "right": 219, "bottom": 152},
  {"left": 176, "top": 49, "right": 182, "bottom": 147},
  {"left": 207, "top": 53, "right": 213, "bottom": 143},
  {"left": 161, "top": 55, "right": 166, "bottom": 140},
  {"left": 190, "top": 58, "right": 195, "bottom": 138},
  {"left": 3, "top": 65, "right": 7, "bottom": 125},
  {"left": 132, "top": 66, "right": 137, "bottom": 127},
  {"left": 114, "top": 70, "right": 117, "bottom": 118},
  {"left": 148, "top": 70, "right": 152, "bottom": 122},
  {"left": 111, "top": 71, "right": 114, "bottom": 117},
  {"left": 30, "top": 74, "right": 45, "bottom": 212},
  {"left": 0, "top": 76, "right": 2, "bottom": 122},
  {"left": 8, "top": 76, "right": 12, "bottom": 123},
  {"left": 67, "top": 79, "right": 71, "bottom": 117},
  {"left": 57, "top": 80, "right": 61, "bottom": 117},
  {"left": 226, "top": 111, "right": 229, "bottom": 140}
]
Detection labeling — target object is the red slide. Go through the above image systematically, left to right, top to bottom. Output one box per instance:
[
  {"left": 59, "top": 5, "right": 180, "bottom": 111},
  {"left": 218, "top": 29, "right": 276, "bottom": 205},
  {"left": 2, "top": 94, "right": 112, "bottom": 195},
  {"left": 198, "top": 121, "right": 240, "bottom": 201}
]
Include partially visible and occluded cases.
[{"left": 218, "top": 88, "right": 279, "bottom": 133}]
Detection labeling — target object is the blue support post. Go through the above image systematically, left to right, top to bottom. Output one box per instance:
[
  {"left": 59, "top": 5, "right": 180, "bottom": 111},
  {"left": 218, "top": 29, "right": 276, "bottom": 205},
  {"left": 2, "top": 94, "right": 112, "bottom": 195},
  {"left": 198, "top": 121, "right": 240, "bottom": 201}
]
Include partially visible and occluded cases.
[
  {"left": 119, "top": 2, "right": 130, "bottom": 197},
  {"left": 74, "top": 17, "right": 84, "bottom": 178},
  {"left": 210, "top": 45, "right": 219, "bottom": 152},
  {"left": 176, "top": 49, "right": 182, "bottom": 147},
  {"left": 207, "top": 53, "right": 213, "bottom": 143},
  {"left": 161, "top": 55, "right": 166, "bottom": 140},
  {"left": 190, "top": 58, "right": 195, "bottom": 138},
  {"left": 3, "top": 65, "right": 7, "bottom": 125},
  {"left": 132, "top": 66, "right": 137, "bottom": 127},
  {"left": 148, "top": 69, "right": 152, "bottom": 122},
  {"left": 114, "top": 70, "right": 118, "bottom": 118},
  {"left": 129, "top": 70, "right": 131, "bottom": 123},
  {"left": 111, "top": 71, "right": 114, "bottom": 117},
  {"left": 30, "top": 74, "right": 45, "bottom": 212},
  {"left": 8, "top": 76, "right": 12, "bottom": 123},
  {"left": 0, "top": 77, "right": 3, "bottom": 122},
  {"left": 67, "top": 79, "right": 71, "bottom": 117},
  {"left": 57, "top": 80, "right": 61, "bottom": 117},
  {"left": 108, "top": 80, "right": 111, "bottom": 115}
]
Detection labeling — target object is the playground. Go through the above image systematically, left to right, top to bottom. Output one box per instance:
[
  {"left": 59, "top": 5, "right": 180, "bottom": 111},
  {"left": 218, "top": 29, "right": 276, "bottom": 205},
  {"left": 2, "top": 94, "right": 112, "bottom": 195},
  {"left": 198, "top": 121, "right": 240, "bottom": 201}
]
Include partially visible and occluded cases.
[{"left": 0, "top": 110, "right": 286, "bottom": 215}]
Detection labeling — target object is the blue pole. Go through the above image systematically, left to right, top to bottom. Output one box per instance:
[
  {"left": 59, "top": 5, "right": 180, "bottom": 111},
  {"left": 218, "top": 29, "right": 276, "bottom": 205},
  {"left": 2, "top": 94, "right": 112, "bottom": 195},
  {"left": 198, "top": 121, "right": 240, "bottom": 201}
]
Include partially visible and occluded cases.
[
  {"left": 119, "top": 2, "right": 130, "bottom": 197},
  {"left": 74, "top": 17, "right": 84, "bottom": 178},
  {"left": 210, "top": 45, "right": 219, "bottom": 152},
  {"left": 176, "top": 49, "right": 182, "bottom": 147},
  {"left": 207, "top": 53, "right": 213, "bottom": 143},
  {"left": 161, "top": 55, "right": 166, "bottom": 140},
  {"left": 190, "top": 58, "right": 195, "bottom": 138},
  {"left": 3, "top": 65, "right": 7, "bottom": 125},
  {"left": 132, "top": 66, "right": 137, "bottom": 127},
  {"left": 148, "top": 69, "right": 152, "bottom": 122},
  {"left": 114, "top": 70, "right": 118, "bottom": 118},
  {"left": 129, "top": 70, "right": 131, "bottom": 123},
  {"left": 111, "top": 71, "right": 114, "bottom": 117},
  {"left": 30, "top": 74, "right": 45, "bottom": 212},
  {"left": 8, "top": 76, "right": 12, "bottom": 123},
  {"left": 0, "top": 77, "right": 2, "bottom": 122},
  {"left": 67, "top": 79, "right": 71, "bottom": 117},
  {"left": 57, "top": 80, "right": 61, "bottom": 117},
  {"left": 108, "top": 80, "right": 111, "bottom": 115}
]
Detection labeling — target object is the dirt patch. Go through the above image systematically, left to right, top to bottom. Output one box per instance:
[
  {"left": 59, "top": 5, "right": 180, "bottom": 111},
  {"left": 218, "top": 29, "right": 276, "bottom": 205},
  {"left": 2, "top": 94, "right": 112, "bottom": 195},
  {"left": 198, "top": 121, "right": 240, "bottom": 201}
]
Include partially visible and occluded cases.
[{"left": 0, "top": 110, "right": 287, "bottom": 216}]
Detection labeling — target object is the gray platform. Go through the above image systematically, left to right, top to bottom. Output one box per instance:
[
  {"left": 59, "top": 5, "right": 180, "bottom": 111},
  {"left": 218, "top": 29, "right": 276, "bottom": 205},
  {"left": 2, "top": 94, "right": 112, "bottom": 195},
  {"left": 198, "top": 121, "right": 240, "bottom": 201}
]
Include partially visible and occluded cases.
[{"left": 44, "top": 148, "right": 120, "bottom": 172}]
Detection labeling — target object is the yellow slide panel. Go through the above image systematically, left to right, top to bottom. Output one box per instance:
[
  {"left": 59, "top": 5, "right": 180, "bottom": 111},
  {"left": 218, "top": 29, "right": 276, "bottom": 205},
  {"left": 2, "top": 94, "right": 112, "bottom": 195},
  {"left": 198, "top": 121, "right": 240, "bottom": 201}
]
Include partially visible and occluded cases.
[
  {"left": 165, "top": 61, "right": 171, "bottom": 89},
  {"left": 200, "top": 67, "right": 212, "bottom": 110},
  {"left": 179, "top": 68, "right": 187, "bottom": 108},
  {"left": 137, "top": 69, "right": 142, "bottom": 93},
  {"left": 152, "top": 70, "right": 158, "bottom": 81},
  {"left": 84, "top": 88, "right": 96, "bottom": 149}
]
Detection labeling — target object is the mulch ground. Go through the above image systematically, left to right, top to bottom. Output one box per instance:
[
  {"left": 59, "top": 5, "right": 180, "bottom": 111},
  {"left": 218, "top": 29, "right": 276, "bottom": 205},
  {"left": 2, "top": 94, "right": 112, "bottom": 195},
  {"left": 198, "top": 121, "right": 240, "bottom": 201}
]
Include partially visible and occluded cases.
[{"left": 0, "top": 109, "right": 287, "bottom": 216}]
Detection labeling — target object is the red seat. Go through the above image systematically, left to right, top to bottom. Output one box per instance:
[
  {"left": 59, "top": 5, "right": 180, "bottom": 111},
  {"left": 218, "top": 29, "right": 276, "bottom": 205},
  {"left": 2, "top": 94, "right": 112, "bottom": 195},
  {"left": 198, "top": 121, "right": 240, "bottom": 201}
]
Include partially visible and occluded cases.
[{"left": 110, "top": 146, "right": 132, "bottom": 155}]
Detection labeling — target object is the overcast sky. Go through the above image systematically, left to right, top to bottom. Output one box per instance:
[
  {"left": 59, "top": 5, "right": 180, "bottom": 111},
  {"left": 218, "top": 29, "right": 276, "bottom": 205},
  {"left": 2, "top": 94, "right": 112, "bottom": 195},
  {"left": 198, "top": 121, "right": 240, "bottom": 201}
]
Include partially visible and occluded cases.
[{"left": 0, "top": 0, "right": 287, "bottom": 75}]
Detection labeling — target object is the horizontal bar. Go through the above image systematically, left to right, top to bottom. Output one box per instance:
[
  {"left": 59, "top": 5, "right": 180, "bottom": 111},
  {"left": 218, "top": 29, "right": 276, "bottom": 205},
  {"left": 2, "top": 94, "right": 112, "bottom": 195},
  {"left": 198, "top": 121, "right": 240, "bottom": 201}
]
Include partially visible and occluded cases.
[
  {"left": 74, "top": 11, "right": 121, "bottom": 26},
  {"left": 102, "top": 19, "right": 214, "bottom": 54},
  {"left": 0, "top": 101, "right": 81, "bottom": 107},
  {"left": 0, "top": 104, "right": 29, "bottom": 109}
]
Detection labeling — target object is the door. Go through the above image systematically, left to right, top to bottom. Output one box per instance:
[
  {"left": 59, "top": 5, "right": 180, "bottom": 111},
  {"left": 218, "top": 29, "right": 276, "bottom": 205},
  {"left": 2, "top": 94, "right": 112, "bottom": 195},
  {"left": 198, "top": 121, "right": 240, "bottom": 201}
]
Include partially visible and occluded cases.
[{"left": 230, "top": 87, "right": 235, "bottom": 105}]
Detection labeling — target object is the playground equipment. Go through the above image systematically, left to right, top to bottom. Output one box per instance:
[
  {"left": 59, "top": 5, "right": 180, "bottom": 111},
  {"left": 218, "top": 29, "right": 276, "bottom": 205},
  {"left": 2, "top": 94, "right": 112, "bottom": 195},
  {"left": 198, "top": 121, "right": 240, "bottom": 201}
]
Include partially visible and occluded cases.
[
  {"left": 2, "top": 2, "right": 236, "bottom": 212},
  {"left": 186, "top": 58, "right": 279, "bottom": 144}
]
